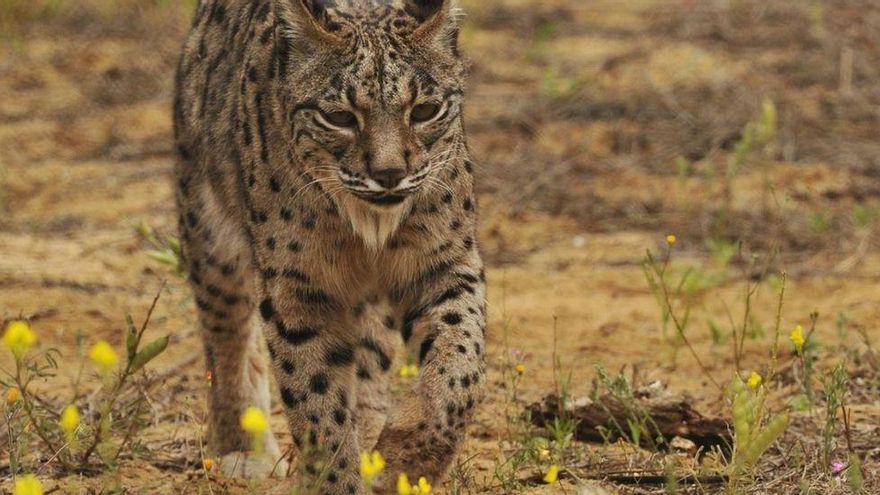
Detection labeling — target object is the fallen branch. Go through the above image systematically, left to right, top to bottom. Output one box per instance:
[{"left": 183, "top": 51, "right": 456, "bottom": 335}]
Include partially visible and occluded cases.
[{"left": 527, "top": 385, "right": 732, "bottom": 453}]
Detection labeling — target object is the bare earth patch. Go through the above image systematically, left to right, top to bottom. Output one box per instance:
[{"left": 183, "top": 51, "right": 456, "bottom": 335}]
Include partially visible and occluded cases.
[{"left": 1, "top": 1, "right": 878, "bottom": 493}]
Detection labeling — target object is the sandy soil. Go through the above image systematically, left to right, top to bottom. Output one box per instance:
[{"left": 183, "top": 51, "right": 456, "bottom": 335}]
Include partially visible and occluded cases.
[{"left": 1, "top": 1, "right": 879, "bottom": 493}]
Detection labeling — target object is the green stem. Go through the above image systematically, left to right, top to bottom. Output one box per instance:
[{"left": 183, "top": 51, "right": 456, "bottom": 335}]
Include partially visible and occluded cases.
[{"left": 15, "top": 362, "right": 72, "bottom": 470}]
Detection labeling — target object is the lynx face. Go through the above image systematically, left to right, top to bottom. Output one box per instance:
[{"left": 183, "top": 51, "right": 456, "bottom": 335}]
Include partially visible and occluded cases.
[{"left": 279, "top": 0, "right": 465, "bottom": 209}]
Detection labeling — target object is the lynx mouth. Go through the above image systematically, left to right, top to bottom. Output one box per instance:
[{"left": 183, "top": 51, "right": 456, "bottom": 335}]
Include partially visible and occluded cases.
[{"left": 352, "top": 191, "right": 409, "bottom": 206}]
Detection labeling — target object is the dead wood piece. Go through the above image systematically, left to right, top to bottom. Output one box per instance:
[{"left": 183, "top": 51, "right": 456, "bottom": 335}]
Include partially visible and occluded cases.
[{"left": 527, "top": 390, "right": 732, "bottom": 452}]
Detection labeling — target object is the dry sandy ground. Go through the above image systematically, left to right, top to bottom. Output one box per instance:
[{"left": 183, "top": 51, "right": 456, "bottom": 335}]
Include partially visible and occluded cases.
[{"left": 1, "top": 0, "right": 879, "bottom": 493}]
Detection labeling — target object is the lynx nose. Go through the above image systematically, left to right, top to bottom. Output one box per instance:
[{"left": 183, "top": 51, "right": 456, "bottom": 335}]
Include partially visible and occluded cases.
[{"left": 371, "top": 168, "right": 407, "bottom": 190}]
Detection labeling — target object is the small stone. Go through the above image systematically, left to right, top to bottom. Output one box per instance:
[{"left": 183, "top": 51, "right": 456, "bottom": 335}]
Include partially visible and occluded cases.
[{"left": 671, "top": 435, "right": 697, "bottom": 453}]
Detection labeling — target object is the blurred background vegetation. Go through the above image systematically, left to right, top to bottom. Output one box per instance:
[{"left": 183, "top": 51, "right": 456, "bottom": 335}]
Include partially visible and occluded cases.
[
  {"left": 3, "top": 0, "right": 880, "bottom": 264},
  {"left": 1, "top": 1, "right": 880, "bottom": 492}
]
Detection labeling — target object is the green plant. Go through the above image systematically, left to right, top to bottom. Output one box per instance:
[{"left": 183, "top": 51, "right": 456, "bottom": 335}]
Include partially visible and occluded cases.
[
  {"left": 539, "top": 66, "right": 580, "bottom": 100},
  {"left": 712, "top": 98, "right": 778, "bottom": 238},
  {"left": 852, "top": 204, "right": 874, "bottom": 230},
  {"left": 808, "top": 210, "right": 831, "bottom": 235},
  {"left": 135, "top": 221, "right": 186, "bottom": 278},
  {"left": 643, "top": 239, "right": 721, "bottom": 389},
  {"left": 643, "top": 250, "right": 692, "bottom": 363},
  {"left": 490, "top": 276, "right": 545, "bottom": 493},
  {"left": 1, "top": 288, "right": 169, "bottom": 479},
  {"left": 790, "top": 316, "right": 819, "bottom": 408},
  {"left": 708, "top": 319, "right": 728, "bottom": 346},
  {"left": 820, "top": 363, "right": 848, "bottom": 470},
  {"left": 592, "top": 365, "right": 665, "bottom": 451},
  {"left": 729, "top": 376, "right": 790, "bottom": 490},
  {"left": 847, "top": 454, "right": 865, "bottom": 493}
]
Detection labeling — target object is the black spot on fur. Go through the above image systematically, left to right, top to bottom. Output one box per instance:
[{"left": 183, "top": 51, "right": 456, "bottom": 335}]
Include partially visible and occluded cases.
[
  {"left": 256, "top": 2, "right": 270, "bottom": 22},
  {"left": 283, "top": 268, "right": 310, "bottom": 283},
  {"left": 296, "top": 287, "right": 335, "bottom": 307},
  {"left": 259, "top": 298, "right": 275, "bottom": 320},
  {"left": 401, "top": 306, "right": 426, "bottom": 342},
  {"left": 442, "top": 312, "right": 462, "bottom": 325},
  {"left": 383, "top": 316, "right": 396, "bottom": 330},
  {"left": 276, "top": 322, "right": 319, "bottom": 346},
  {"left": 419, "top": 334, "right": 436, "bottom": 364},
  {"left": 359, "top": 338, "right": 392, "bottom": 371},
  {"left": 325, "top": 345, "right": 355, "bottom": 366},
  {"left": 281, "top": 359, "right": 295, "bottom": 374},
  {"left": 357, "top": 366, "right": 371, "bottom": 380},
  {"left": 310, "top": 373, "right": 329, "bottom": 394},
  {"left": 281, "top": 387, "right": 304, "bottom": 408},
  {"left": 332, "top": 408, "right": 347, "bottom": 425}
]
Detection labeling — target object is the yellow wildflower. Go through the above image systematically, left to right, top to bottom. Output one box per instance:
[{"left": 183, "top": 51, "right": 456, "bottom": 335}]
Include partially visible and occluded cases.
[
  {"left": 666, "top": 234, "right": 677, "bottom": 246},
  {"left": 4, "top": 321, "right": 37, "bottom": 361},
  {"left": 790, "top": 325, "right": 805, "bottom": 353},
  {"left": 88, "top": 340, "right": 119, "bottom": 374},
  {"left": 515, "top": 363, "right": 525, "bottom": 376},
  {"left": 399, "top": 364, "right": 419, "bottom": 379},
  {"left": 747, "top": 371, "right": 762, "bottom": 390},
  {"left": 7, "top": 387, "right": 20, "bottom": 404},
  {"left": 59, "top": 405, "right": 80, "bottom": 440},
  {"left": 240, "top": 406, "right": 268, "bottom": 436},
  {"left": 360, "top": 450, "right": 386, "bottom": 484},
  {"left": 202, "top": 458, "right": 215, "bottom": 471},
  {"left": 543, "top": 464, "right": 559, "bottom": 484},
  {"left": 397, "top": 473, "right": 413, "bottom": 495},
  {"left": 13, "top": 474, "right": 43, "bottom": 495},
  {"left": 396, "top": 474, "right": 432, "bottom": 495},
  {"left": 416, "top": 476, "right": 432, "bottom": 494}
]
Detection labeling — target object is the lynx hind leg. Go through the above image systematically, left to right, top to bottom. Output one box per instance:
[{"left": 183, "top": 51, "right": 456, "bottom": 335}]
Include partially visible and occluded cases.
[
  {"left": 178, "top": 180, "right": 283, "bottom": 476},
  {"left": 352, "top": 298, "right": 401, "bottom": 452}
]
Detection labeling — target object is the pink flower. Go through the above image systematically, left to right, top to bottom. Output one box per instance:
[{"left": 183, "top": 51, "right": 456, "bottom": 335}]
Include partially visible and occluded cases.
[{"left": 831, "top": 461, "right": 846, "bottom": 474}]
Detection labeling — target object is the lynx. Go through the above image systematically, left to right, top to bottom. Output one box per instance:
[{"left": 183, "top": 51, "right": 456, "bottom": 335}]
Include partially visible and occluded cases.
[{"left": 173, "top": 0, "right": 485, "bottom": 492}]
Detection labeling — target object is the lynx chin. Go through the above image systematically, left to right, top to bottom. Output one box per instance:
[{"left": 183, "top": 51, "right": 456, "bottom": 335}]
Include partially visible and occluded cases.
[{"left": 173, "top": 0, "right": 486, "bottom": 492}]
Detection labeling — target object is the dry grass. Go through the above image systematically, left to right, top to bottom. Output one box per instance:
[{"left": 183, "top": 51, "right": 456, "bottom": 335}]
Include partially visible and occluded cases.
[{"left": 1, "top": 1, "right": 879, "bottom": 493}]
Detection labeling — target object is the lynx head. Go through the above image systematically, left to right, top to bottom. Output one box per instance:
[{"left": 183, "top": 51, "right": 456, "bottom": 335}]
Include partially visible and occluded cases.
[{"left": 276, "top": 0, "right": 466, "bottom": 211}]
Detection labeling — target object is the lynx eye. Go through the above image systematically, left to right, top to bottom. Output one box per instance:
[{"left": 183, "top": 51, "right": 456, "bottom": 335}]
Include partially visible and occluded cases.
[
  {"left": 410, "top": 103, "right": 442, "bottom": 124},
  {"left": 323, "top": 111, "right": 359, "bottom": 128}
]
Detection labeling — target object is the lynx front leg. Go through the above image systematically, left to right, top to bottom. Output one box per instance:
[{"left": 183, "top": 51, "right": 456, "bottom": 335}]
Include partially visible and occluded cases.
[
  {"left": 177, "top": 180, "right": 283, "bottom": 478},
  {"left": 375, "top": 263, "right": 487, "bottom": 488},
  {"left": 259, "top": 291, "right": 365, "bottom": 495}
]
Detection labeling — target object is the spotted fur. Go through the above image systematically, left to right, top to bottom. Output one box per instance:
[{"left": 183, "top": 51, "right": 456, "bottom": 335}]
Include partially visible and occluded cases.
[{"left": 173, "top": 0, "right": 485, "bottom": 492}]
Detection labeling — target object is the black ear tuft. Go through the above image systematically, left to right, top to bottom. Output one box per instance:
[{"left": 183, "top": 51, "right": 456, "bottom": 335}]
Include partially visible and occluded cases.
[
  {"left": 276, "top": 0, "right": 343, "bottom": 48},
  {"left": 299, "top": 0, "right": 335, "bottom": 29},
  {"left": 301, "top": 0, "right": 331, "bottom": 16},
  {"left": 405, "top": 0, "right": 446, "bottom": 23}
]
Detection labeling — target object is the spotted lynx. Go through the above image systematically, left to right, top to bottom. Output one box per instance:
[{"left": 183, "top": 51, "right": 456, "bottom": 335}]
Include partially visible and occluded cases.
[{"left": 173, "top": 0, "right": 486, "bottom": 492}]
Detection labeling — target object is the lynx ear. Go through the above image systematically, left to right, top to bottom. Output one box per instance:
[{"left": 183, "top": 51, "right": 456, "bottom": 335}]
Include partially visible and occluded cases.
[
  {"left": 275, "top": 0, "right": 342, "bottom": 47},
  {"left": 405, "top": 0, "right": 447, "bottom": 23},
  {"left": 407, "top": 0, "right": 461, "bottom": 50}
]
